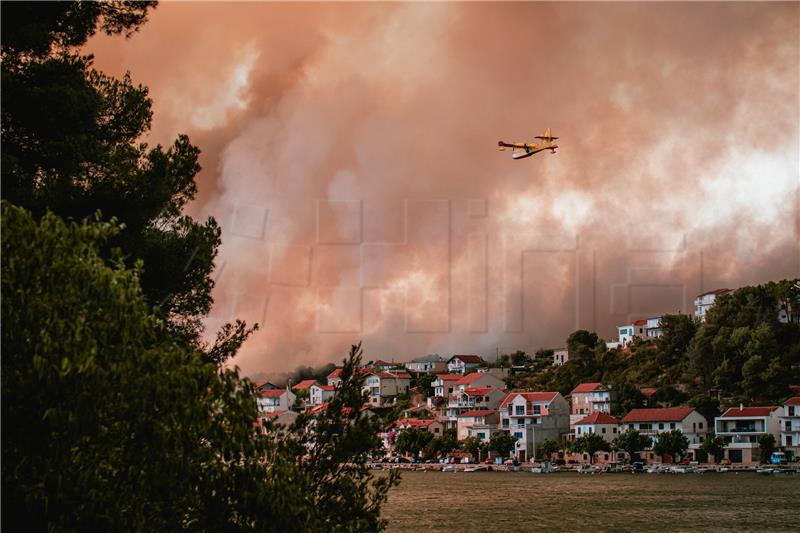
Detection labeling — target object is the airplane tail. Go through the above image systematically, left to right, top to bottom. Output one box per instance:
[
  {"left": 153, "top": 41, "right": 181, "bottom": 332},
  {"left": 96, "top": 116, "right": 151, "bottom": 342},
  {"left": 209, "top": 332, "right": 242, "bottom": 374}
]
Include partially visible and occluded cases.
[{"left": 535, "top": 128, "right": 558, "bottom": 142}]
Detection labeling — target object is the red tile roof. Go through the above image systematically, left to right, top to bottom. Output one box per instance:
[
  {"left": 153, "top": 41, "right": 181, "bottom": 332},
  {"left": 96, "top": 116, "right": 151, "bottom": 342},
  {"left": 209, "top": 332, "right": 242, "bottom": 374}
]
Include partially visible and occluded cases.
[
  {"left": 620, "top": 320, "right": 648, "bottom": 327},
  {"left": 449, "top": 355, "right": 485, "bottom": 364},
  {"left": 327, "top": 368, "right": 343, "bottom": 379},
  {"left": 455, "top": 373, "right": 494, "bottom": 386},
  {"left": 434, "top": 374, "right": 464, "bottom": 382},
  {"left": 292, "top": 379, "right": 318, "bottom": 390},
  {"left": 571, "top": 382, "right": 606, "bottom": 394},
  {"left": 313, "top": 384, "right": 335, "bottom": 391},
  {"left": 462, "top": 386, "right": 496, "bottom": 397},
  {"left": 640, "top": 387, "right": 658, "bottom": 398},
  {"left": 258, "top": 389, "right": 288, "bottom": 398},
  {"left": 500, "top": 391, "right": 559, "bottom": 408},
  {"left": 785, "top": 397, "right": 800, "bottom": 406},
  {"left": 719, "top": 406, "right": 779, "bottom": 418},
  {"left": 622, "top": 407, "right": 695, "bottom": 423},
  {"left": 263, "top": 409, "right": 288, "bottom": 418},
  {"left": 458, "top": 409, "right": 497, "bottom": 418},
  {"left": 575, "top": 412, "right": 619, "bottom": 425},
  {"left": 392, "top": 418, "right": 439, "bottom": 429}
]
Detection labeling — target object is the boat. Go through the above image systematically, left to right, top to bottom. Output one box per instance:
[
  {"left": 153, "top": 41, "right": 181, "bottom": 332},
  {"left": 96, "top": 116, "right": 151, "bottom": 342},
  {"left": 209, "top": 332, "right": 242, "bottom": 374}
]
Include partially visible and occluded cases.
[
  {"left": 530, "top": 461, "right": 555, "bottom": 474},
  {"left": 441, "top": 465, "right": 456, "bottom": 472},
  {"left": 464, "top": 465, "right": 488, "bottom": 473},
  {"left": 577, "top": 465, "right": 596, "bottom": 474},
  {"left": 646, "top": 465, "right": 665, "bottom": 474},
  {"left": 716, "top": 466, "right": 730, "bottom": 473},
  {"left": 756, "top": 467, "right": 774, "bottom": 475}
]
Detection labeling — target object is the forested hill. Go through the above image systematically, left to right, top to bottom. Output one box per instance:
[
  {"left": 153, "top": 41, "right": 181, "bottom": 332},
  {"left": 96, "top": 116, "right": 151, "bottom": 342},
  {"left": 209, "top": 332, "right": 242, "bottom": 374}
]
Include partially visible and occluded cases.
[{"left": 508, "top": 279, "right": 800, "bottom": 418}]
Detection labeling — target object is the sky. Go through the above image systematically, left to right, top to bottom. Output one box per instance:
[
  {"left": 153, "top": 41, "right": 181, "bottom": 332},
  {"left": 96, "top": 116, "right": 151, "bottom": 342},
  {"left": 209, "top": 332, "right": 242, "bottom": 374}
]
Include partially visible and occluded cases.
[{"left": 85, "top": 2, "right": 800, "bottom": 376}]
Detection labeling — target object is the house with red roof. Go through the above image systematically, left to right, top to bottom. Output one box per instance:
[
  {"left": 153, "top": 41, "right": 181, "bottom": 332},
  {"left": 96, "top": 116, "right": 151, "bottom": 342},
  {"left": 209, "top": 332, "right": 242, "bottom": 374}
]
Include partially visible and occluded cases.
[
  {"left": 694, "top": 288, "right": 732, "bottom": 322},
  {"left": 617, "top": 320, "right": 647, "bottom": 347},
  {"left": 446, "top": 354, "right": 487, "bottom": 374},
  {"left": 327, "top": 368, "right": 344, "bottom": 388},
  {"left": 363, "top": 370, "right": 412, "bottom": 407},
  {"left": 431, "top": 374, "right": 463, "bottom": 400},
  {"left": 292, "top": 379, "right": 318, "bottom": 392},
  {"left": 255, "top": 380, "right": 281, "bottom": 392},
  {"left": 309, "top": 383, "right": 336, "bottom": 406},
  {"left": 569, "top": 383, "right": 614, "bottom": 427},
  {"left": 444, "top": 387, "right": 506, "bottom": 429},
  {"left": 256, "top": 388, "right": 296, "bottom": 414},
  {"left": 499, "top": 391, "right": 570, "bottom": 462},
  {"left": 779, "top": 397, "right": 800, "bottom": 457},
  {"left": 714, "top": 405, "right": 781, "bottom": 464},
  {"left": 622, "top": 407, "right": 708, "bottom": 461},
  {"left": 457, "top": 409, "right": 500, "bottom": 442},
  {"left": 574, "top": 412, "right": 620, "bottom": 443},
  {"left": 384, "top": 418, "right": 444, "bottom": 451}
]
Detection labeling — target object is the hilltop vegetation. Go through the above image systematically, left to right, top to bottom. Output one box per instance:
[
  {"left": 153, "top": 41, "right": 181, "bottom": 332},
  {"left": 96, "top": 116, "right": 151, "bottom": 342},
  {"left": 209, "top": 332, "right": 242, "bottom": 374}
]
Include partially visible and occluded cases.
[{"left": 508, "top": 280, "right": 800, "bottom": 414}]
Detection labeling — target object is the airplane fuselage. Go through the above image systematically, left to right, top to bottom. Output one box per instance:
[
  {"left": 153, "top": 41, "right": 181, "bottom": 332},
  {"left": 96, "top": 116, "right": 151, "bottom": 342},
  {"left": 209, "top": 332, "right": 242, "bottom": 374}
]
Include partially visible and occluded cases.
[{"left": 498, "top": 140, "right": 558, "bottom": 159}]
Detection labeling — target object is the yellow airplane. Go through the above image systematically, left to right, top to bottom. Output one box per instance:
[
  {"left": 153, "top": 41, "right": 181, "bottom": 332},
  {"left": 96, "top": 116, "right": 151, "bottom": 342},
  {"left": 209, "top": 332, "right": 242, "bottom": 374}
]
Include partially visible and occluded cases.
[{"left": 498, "top": 128, "right": 559, "bottom": 160}]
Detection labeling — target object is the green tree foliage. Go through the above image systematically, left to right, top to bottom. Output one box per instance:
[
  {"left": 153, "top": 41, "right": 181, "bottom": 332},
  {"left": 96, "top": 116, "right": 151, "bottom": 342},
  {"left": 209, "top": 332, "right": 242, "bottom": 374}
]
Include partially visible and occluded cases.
[
  {"left": 1, "top": 1, "right": 244, "bottom": 350},
  {"left": 1, "top": 205, "right": 398, "bottom": 531},
  {"left": 687, "top": 281, "right": 800, "bottom": 402},
  {"left": 510, "top": 350, "right": 532, "bottom": 367},
  {"left": 414, "top": 373, "right": 437, "bottom": 397},
  {"left": 687, "top": 394, "right": 721, "bottom": 425},
  {"left": 393, "top": 428, "right": 434, "bottom": 458},
  {"left": 425, "top": 429, "right": 458, "bottom": 459},
  {"left": 612, "top": 429, "right": 652, "bottom": 463},
  {"left": 652, "top": 430, "right": 689, "bottom": 462},
  {"left": 489, "top": 432, "right": 517, "bottom": 457},
  {"left": 700, "top": 432, "right": 726, "bottom": 463},
  {"left": 571, "top": 433, "right": 611, "bottom": 463},
  {"left": 758, "top": 433, "right": 776, "bottom": 464},
  {"left": 460, "top": 436, "right": 488, "bottom": 460},
  {"left": 536, "top": 439, "right": 562, "bottom": 461}
]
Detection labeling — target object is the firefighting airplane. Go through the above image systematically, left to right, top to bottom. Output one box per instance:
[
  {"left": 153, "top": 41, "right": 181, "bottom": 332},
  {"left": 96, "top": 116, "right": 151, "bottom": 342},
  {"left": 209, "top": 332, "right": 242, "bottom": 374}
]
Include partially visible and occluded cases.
[{"left": 497, "top": 128, "right": 559, "bottom": 160}]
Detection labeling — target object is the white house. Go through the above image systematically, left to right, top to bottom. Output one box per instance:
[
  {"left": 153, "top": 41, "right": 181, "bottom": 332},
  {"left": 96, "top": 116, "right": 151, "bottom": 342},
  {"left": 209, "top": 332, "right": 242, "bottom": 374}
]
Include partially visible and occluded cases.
[
  {"left": 694, "top": 288, "right": 731, "bottom": 322},
  {"left": 645, "top": 316, "right": 663, "bottom": 339},
  {"left": 617, "top": 320, "right": 647, "bottom": 346},
  {"left": 552, "top": 348, "right": 569, "bottom": 366},
  {"left": 405, "top": 354, "right": 447, "bottom": 373},
  {"left": 446, "top": 354, "right": 486, "bottom": 374},
  {"left": 327, "top": 368, "right": 343, "bottom": 388},
  {"left": 363, "top": 371, "right": 412, "bottom": 406},
  {"left": 431, "top": 374, "right": 463, "bottom": 401},
  {"left": 309, "top": 383, "right": 336, "bottom": 406},
  {"left": 569, "top": 383, "right": 614, "bottom": 428},
  {"left": 444, "top": 386, "right": 506, "bottom": 428},
  {"left": 256, "top": 389, "right": 295, "bottom": 414},
  {"left": 499, "top": 392, "right": 570, "bottom": 462},
  {"left": 780, "top": 397, "right": 800, "bottom": 458},
  {"left": 715, "top": 405, "right": 781, "bottom": 464},
  {"left": 622, "top": 407, "right": 708, "bottom": 462},
  {"left": 457, "top": 409, "right": 500, "bottom": 441},
  {"left": 574, "top": 411, "right": 620, "bottom": 443}
]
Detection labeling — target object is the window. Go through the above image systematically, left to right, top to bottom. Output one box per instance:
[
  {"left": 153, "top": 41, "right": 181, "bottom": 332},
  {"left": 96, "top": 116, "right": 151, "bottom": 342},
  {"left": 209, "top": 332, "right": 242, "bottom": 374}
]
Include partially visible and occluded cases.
[
  {"left": 515, "top": 405, "right": 525, "bottom": 416},
  {"left": 533, "top": 405, "right": 541, "bottom": 415},
  {"left": 790, "top": 406, "right": 796, "bottom": 417},
  {"left": 502, "top": 419, "right": 509, "bottom": 428},
  {"left": 699, "top": 422, "right": 704, "bottom": 429},
  {"left": 639, "top": 423, "right": 651, "bottom": 430},
  {"left": 658, "top": 423, "right": 664, "bottom": 430},
  {"left": 670, "top": 423, "right": 676, "bottom": 430},
  {"left": 434, "top": 427, "right": 440, "bottom": 434},
  {"left": 577, "top": 427, "right": 582, "bottom": 435},
  {"left": 601, "top": 427, "right": 607, "bottom": 434},
  {"left": 613, "top": 427, "right": 617, "bottom": 434},
  {"left": 477, "top": 432, "right": 486, "bottom": 440},
  {"left": 514, "top": 432, "right": 523, "bottom": 440}
]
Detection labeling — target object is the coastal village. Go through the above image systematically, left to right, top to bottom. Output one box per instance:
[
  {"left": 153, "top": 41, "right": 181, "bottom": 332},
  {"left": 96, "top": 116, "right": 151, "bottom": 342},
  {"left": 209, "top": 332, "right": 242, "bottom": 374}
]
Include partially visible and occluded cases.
[{"left": 254, "top": 288, "right": 800, "bottom": 472}]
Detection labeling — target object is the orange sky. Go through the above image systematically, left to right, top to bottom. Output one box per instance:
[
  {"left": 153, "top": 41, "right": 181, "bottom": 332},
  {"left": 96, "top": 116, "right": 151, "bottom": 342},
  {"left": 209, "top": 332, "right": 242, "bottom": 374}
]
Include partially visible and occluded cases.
[{"left": 86, "top": 2, "right": 799, "bottom": 375}]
